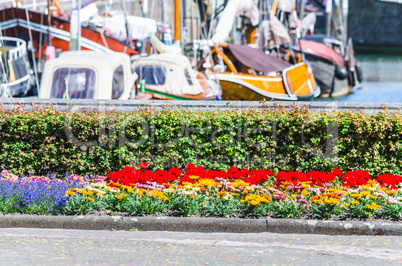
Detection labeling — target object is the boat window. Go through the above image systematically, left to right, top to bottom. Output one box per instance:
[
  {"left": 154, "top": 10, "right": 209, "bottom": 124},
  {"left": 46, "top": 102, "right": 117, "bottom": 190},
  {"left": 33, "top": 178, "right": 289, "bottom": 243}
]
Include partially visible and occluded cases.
[
  {"left": 112, "top": 65, "right": 124, "bottom": 99},
  {"left": 134, "top": 65, "right": 166, "bottom": 85},
  {"left": 50, "top": 67, "right": 96, "bottom": 99},
  {"left": 184, "top": 69, "right": 193, "bottom": 85}
]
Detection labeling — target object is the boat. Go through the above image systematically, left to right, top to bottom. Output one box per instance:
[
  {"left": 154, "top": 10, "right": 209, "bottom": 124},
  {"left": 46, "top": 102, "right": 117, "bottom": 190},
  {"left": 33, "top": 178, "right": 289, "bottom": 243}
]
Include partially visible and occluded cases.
[
  {"left": 190, "top": 0, "right": 319, "bottom": 101},
  {"left": 271, "top": 0, "right": 362, "bottom": 97},
  {"left": 0, "top": 7, "right": 138, "bottom": 59},
  {"left": 0, "top": 36, "right": 35, "bottom": 97},
  {"left": 293, "top": 37, "right": 362, "bottom": 97},
  {"left": 204, "top": 43, "right": 319, "bottom": 101},
  {"left": 39, "top": 51, "right": 137, "bottom": 99},
  {"left": 132, "top": 53, "right": 221, "bottom": 100}
]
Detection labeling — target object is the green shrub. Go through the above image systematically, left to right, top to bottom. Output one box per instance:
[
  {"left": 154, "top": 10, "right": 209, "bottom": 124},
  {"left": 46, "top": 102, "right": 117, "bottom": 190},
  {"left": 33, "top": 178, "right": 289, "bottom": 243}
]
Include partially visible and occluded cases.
[{"left": 0, "top": 104, "right": 401, "bottom": 176}]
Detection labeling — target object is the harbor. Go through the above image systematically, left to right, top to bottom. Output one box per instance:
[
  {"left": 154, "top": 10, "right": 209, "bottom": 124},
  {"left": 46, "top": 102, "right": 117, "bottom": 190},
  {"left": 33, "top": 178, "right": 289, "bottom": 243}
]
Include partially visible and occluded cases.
[{"left": 1, "top": 0, "right": 400, "bottom": 102}]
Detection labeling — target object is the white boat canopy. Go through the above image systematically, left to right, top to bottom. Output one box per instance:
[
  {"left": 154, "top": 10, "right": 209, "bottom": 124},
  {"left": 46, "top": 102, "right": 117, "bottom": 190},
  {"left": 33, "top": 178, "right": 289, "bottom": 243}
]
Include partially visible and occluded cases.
[
  {"left": 39, "top": 51, "right": 137, "bottom": 100},
  {"left": 132, "top": 54, "right": 204, "bottom": 96}
]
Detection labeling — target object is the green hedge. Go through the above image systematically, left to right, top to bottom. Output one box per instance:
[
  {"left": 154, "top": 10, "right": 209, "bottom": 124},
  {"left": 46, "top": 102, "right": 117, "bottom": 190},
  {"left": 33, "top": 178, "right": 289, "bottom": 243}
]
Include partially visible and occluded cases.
[{"left": 0, "top": 105, "right": 401, "bottom": 176}]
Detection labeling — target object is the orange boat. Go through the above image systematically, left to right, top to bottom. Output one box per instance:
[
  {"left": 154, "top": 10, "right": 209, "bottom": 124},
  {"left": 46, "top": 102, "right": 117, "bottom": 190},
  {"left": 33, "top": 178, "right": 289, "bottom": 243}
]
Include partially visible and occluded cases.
[{"left": 202, "top": 43, "right": 320, "bottom": 101}]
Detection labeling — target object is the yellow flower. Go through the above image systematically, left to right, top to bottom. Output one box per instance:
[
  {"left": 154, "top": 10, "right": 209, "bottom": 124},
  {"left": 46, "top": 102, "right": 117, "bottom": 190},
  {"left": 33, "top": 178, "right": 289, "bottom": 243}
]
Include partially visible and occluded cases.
[
  {"left": 189, "top": 175, "right": 199, "bottom": 180},
  {"left": 197, "top": 179, "right": 219, "bottom": 187},
  {"left": 367, "top": 179, "right": 378, "bottom": 186},
  {"left": 231, "top": 180, "right": 250, "bottom": 188},
  {"left": 301, "top": 182, "right": 310, "bottom": 188},
  {"left": 126, "top": 187, "right": 134, "bottom": 193},
  {"left": 243, "top": 189, "right": 249, "bottom": 194},
  {"left": 302, "top": 189, "right": 310, "bottom": 196},
  {"left": 148, "top": 190, "right": 169, "bottom": 201},
  {"left": 386, "top": 190, "right": 397, "bottom": 195},
  {"left": 66, "top": 191, "right": 75, "bottom": 196},
  {"left": 217, "top": 191, "right": 226, "bottom": 196},
  {"left": 360, "top": 191, "right": 370, "bottom": 197},
  {"left": 231, "top": 193, "right": 240, "bottom": 196},
  {"left": 351, "top": 194, "right": 361, "bottom": 199},
  {"left": 115, "top": 195, "right": 124, "bottom": 200},
  {"left": 369, "top": 195, "right": 378, "bottom": 200},
  {"left": 86, "top": 197, "right": 95, "bottom": 202},
  {"left": 324, "top": 197, "right": 339, "bottom": 205},
  {"left": 250, "top": 200, "right": 259, "bottom": 206},
  {"left": 350, "top": 200, "right": 360, "bottom": 205},
  {"left": 366, "top": 202, "right": 381, "bottom": 210}
]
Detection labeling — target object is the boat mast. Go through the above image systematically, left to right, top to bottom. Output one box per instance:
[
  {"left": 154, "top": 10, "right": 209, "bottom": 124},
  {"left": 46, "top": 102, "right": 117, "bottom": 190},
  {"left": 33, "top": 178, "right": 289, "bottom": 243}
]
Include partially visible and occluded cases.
[
  {"left": 47, "top": 0, "right": 52, "bottom": 45},
  {"left": 161, "top": 0, "right": 168, "bottom": 24},
  {"left": 174, "top": 0, "right": 180, "bottom": 42},
  {"left": 183, "top": 0, "right": 191, "bottom": 45},
  {"left": 300, "top": 0, "right": 306, "bottom": 20},
  {"left": 325, "top": 0, "right": 332, "bottom": 37},
  {"left": 342, "top": 0, "right": 348, "bottom": 46}
]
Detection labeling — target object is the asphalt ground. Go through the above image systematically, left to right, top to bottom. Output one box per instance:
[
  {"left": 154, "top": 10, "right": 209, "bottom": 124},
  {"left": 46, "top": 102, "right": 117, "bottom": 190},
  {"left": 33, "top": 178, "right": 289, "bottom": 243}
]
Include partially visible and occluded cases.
[{"left": 0, "top": 228, "right": 401, "bottom": 265}]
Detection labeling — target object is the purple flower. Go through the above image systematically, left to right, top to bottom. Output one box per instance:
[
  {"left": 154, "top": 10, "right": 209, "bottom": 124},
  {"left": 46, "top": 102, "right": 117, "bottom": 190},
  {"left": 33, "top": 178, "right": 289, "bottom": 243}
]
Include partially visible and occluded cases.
[{"left": 300, "top": 199, "right": 308, "bottom": 204}]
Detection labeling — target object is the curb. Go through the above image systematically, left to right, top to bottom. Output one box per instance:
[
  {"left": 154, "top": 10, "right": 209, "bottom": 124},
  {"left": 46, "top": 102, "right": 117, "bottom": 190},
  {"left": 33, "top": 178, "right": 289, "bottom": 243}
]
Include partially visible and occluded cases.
[{"left": 0, "top": 215, "right": 401, "bottom": 235}]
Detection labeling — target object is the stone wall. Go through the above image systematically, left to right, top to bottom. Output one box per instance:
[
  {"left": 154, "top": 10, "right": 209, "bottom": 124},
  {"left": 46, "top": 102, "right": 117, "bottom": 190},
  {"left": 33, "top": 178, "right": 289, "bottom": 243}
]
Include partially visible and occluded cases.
[{"left": 348, "top": 0, "right": 402, "bottom": 48}]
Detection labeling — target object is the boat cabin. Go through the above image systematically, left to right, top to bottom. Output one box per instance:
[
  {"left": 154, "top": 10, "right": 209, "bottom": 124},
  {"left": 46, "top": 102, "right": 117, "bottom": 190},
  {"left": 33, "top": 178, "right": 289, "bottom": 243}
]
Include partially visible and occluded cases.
[
  {"left": 39, "top": 51, "right": 137, "bottom": 99},
  {"left": 132, "top": 53, "right": 221, "bottom": 100}
]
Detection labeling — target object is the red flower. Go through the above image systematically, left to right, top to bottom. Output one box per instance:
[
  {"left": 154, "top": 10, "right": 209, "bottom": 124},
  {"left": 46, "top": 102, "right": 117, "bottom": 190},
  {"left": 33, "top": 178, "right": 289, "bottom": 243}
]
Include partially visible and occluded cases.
[
  {"left": 139, "top": 162, "right": 148, "bottom": 169},
  {"left": 169, "top": 168, "right": 182, "bottom": 177},
  {"left": 331, "top": 168, "right": 343, "bottom": 177},
  {"left": 341, "top": 170, "right": 370, "bottom": 187},
  {"left": 377, "top": 174, "right": 402, "bottom": 190}
]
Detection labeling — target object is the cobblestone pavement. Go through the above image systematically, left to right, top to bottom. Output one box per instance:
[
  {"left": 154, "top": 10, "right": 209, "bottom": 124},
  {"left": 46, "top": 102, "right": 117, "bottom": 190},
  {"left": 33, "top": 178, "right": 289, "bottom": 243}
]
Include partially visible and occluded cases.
[{"left": 0, "top": 228, "right": 401, "bottom": 265}]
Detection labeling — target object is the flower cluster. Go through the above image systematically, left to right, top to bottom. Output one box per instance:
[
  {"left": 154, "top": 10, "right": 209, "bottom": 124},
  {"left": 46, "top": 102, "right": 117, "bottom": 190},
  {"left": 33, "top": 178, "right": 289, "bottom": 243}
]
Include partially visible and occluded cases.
[
  {"left": 64, "top": 164, "right": 402, "bottom": 219},
  {"left": 0, "top": 170, "right": 85, "bottom": 215}
]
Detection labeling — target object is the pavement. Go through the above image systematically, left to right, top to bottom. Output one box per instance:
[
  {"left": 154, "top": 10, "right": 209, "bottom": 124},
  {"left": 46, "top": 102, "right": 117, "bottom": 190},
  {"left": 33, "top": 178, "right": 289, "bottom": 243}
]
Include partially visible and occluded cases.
[{"left": 0, "top": 228, "right": 401, "bottom": 264}]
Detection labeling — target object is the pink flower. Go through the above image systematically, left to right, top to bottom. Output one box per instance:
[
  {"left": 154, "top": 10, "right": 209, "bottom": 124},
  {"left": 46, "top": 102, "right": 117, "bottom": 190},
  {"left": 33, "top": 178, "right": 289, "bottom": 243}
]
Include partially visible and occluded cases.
[
  {"left": 1, "top": 170, "right": 8, "bottom": 175},
  {"left": 274, "top": 195, "right": 284, "bottom": 200}
]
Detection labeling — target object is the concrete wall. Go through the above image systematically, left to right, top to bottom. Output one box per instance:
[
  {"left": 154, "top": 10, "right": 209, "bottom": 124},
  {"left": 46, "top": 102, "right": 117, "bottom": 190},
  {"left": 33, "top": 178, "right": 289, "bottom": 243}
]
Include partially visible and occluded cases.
[
  {"left": 348, "top": 0, "right": 402, "bottom": 48},
  {"left": 1, "top": 98, "right": 401, "bottom": 114}
]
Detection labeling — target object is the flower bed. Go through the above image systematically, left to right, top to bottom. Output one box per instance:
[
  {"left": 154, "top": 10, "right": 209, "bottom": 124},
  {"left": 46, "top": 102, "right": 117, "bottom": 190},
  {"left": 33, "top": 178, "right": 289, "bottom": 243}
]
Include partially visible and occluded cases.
[
  {"left": 61, "top": 164, "right": 402, "bottom": 220},
  {"left": 2, "top": 165, "right": 402, "bottom": 220}
]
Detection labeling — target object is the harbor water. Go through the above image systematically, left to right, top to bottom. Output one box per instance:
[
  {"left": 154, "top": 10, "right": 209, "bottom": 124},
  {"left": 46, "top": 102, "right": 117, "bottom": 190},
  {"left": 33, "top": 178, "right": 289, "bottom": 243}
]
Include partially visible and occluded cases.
[{"left": 319, "top": 54, "right": 402, "bottom": 102}]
